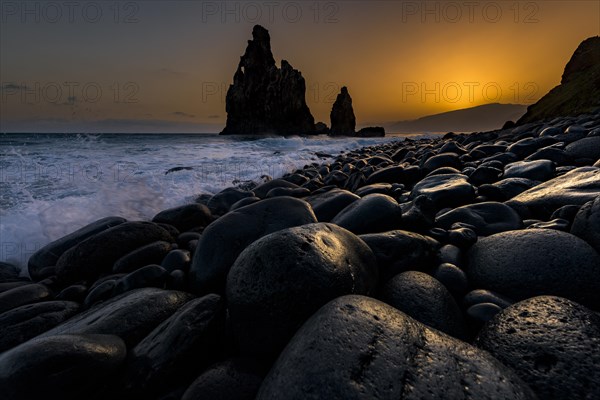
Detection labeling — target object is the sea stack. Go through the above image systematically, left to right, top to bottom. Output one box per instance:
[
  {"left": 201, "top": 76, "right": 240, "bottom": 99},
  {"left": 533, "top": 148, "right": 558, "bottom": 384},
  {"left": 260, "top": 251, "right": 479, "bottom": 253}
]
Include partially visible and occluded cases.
[
  {"left": 220, "top": 25, "right": 315, "bottom": 135},
  {"left": 330, "top": 86, "right": 356, "bottom": 136}
]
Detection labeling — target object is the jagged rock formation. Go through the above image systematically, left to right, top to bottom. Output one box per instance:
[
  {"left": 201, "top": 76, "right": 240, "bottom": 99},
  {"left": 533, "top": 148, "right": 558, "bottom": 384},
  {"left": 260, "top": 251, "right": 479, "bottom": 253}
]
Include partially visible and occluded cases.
[
  {"left": 220, "top": 25, "right": 315, "bottom": 135},
  {"left": 517, "top": 36, "right": 600, "bottom": 124},
  {"left": 330, "top": 87, "right": 356, "bottom": 136}
]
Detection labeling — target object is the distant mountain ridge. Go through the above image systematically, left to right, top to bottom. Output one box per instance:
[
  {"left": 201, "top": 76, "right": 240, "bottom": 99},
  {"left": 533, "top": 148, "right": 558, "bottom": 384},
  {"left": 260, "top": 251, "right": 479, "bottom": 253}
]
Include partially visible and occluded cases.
[
  {"left": 517, "top": 36, "right": 600, "bottom": 124},
  {"left": 384, "top": 103, "right": 527, "bottom": 134}
]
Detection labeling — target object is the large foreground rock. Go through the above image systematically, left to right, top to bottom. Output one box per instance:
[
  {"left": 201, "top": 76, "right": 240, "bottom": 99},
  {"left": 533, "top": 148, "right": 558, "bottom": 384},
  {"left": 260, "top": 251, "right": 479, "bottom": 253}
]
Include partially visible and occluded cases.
[
  {"left": 507, "top": 167, "right": 600, "bottom": 218},
  {"left": 189, "top": 197, "right": 317, "bottom": 294},
  {"left": 55, "top": 222, "right": 174, "bottom": 284},
  {"left": 226, "top": 223, "right": 377, "bottom": 360},
  {"left": 467, "top": 229, "right": 600, "bottom": 309},
  {"left": 38, "top": 288, "right": 193, "bottom": 346},
  {"left": 257, "top": 295, "right": 536, "bottom": 399},
  {"left": 476, "top": 296, "right": 600, "bottom": 400},
  {"left": 0, "top": 334, "right": 126, "bottom": 400}
]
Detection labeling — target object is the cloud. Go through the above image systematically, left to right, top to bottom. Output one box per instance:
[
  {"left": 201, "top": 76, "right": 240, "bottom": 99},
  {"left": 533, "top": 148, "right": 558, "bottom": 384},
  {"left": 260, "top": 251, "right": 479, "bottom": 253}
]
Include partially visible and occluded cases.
[{"left": 172, "top": 111, "right": 196, "bottom": 118}]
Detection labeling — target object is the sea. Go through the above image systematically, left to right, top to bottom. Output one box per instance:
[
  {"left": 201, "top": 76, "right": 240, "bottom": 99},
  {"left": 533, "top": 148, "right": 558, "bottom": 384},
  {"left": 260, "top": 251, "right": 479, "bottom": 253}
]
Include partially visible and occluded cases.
[{"left": 0, "top": 132, "right": 429, "bottom": 272}]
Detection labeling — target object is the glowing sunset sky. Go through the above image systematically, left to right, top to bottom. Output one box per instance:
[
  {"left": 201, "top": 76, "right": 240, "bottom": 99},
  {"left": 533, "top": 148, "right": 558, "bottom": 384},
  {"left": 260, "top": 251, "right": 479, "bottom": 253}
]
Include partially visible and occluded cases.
[{"left": 1, "top": 1, "right": 599, "bottom": 132}]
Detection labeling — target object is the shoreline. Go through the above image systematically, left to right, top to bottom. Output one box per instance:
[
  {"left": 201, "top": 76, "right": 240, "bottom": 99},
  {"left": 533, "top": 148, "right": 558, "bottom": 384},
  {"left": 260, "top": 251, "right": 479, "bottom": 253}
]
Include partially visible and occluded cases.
[{"left": 1, "top": 111, "right": 600, "bottom": 399}]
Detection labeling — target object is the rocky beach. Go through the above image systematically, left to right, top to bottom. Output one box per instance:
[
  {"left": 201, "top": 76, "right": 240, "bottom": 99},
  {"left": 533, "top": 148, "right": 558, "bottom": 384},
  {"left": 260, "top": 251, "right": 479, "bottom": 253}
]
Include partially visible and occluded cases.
[{"left": 1, "top": 26, "right": 600, "bottom": 400}]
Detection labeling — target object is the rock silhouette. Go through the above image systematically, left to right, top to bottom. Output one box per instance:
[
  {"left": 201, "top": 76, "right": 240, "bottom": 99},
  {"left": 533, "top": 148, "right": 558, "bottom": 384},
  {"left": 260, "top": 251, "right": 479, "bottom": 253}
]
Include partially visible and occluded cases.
[
  {"left": 221, "top": 25, "right": 315, "bottom": 135},
  {"left": 330, "top": 86, "right": 356, "bottom": 135}
]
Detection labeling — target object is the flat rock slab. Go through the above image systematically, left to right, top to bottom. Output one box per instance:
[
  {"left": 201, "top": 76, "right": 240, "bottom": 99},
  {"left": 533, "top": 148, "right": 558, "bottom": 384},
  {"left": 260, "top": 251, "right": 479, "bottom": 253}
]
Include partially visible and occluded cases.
[
  {"left": 507, "top": 167, "right": 600, "bottom": 218},
  {"left": 189, "top": 197, "right": 317, "bottom": 294},
  {"left": 467, "top": 229, "right": 600, "bottom": 309},
  {"left": 38, "top": 288, "right": 193, "bottom": 347},
  {"left": 257, "top": 295, "right": 536, "bottom": 400},
  {"left": 476, "top": 296, "right": 600, "bottom": 400},
  {"left": 0, "top": 334, "right": 126, "bottom": 400}
]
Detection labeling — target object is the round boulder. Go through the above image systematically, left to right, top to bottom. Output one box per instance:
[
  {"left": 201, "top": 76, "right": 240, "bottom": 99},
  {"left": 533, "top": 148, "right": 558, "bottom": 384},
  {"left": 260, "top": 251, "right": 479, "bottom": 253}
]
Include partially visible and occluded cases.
[
  {"left": 331, "top": 193, "right": 403, "bottom": 234},
  {"left": 571, "top": 196, "right": 600, "bottom": 254},
  {"left": 436, "top": 202, "right": 523, "bottom": 236},
  {"left": 226, "top": 223, "right": 377, "bottom": 360},
  {"left": 467, "top": 229, "right": 600, "bottom": 309},
  {"left": 257, "top": 295, "right": 536, "bottom": 400},
  {"left": 476, "top": 296, "right": 600, "bottom": 400}
]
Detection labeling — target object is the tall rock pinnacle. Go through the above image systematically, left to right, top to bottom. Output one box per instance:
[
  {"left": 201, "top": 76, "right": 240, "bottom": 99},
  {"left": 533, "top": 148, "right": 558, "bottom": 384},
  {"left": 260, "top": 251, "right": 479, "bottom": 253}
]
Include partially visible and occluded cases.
[
  {"left": 220, "top": 25, "right": 315, "bottom": 135},
  {"left": 330, "top": 87, "right": 356, "bottom": 136}
]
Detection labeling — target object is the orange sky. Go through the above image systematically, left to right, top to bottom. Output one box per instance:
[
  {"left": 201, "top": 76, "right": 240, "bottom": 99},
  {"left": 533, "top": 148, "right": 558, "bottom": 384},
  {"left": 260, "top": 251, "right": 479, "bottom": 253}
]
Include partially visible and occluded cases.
[{"left": 1, "top": 1, "right": 599, "bottom": 132}]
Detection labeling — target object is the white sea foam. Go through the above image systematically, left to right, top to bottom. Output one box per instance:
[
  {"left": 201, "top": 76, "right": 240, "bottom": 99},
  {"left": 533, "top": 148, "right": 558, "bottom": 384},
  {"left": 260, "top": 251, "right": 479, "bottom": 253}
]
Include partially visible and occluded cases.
[{"left": 0, "top": 133, "right": 409, "bottom": 271}]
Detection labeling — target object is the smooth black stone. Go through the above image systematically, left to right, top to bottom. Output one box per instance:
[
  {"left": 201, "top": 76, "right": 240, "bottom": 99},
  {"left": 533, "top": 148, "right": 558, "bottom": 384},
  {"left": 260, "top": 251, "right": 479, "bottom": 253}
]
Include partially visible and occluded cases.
[
  {"left": 565, "top": 136, "right": 600, "bottom": 161},
  {"left": 470, "top": 144, "right": 508, "bottom": 157},
  {"left": 525, "top": 146, "right": 572, "bottom": 165},
  {"left": 422, "top": 152, "right": 461, "bottom": 171},
  {"left": 504, "top": 160, "right": 555, "bottom": 181},
  {"left": 365, "top": 165, "right": 406, "bottom": 185},
  {"left": 468, "top": 165, "right": 502, "bottom": 186},
  {"left": 426, "top": 166, "right": 462, "bottom": 177},
  {"left": 507, "top": 167, "right": 600, "bottom": 218},
  {"left": 322, "top": 170, "right": 348, "bottom": 187},
  {"left": 343, "top": 171, "right": 366, "bottom": 192},
  {"left": 283, "top": 173, "right": 310, "bottom": 186},
  {"left": 410, "top": 173, "right": 476, "bottom": 209},
  {"left": 478, "top": 177, "right": 540, "bottom": 201},
  {"left": 252, "top": 179, "right": 299, "bottom": 198},
  {"left": 354, "top": 183, "right": 393, "bottom": 196},
  {"left": 266, "top": 186, "right": 311, "bottom": 198},
  {"left": 207, "top": 187, "right": 255, "bottom": 216},
  {"left": 305, "top": 189, "right": 360, "bottom": 222},
  {"left": 331, "top": 193, "right": 403, "bottom": 234},
  {"left": 399, "top": 195, "right": 436, "bottom": 232},
  {"left": 229, "top": 196, "right": 261, "bottom": 211},
  {"left": 571, "top": 196, "right": 600, "bottom": 253},
  {"left": 189, "top": 197, "right": 317, "bottom": 295},
  {"left": 436, "top": 202, "right": 523, "bottom": 236},
  {"left": 152, "top": 204, "right": 212, "bottom": 232},
  {"left": 550, "top": 204, "right": 582, "bottom": 222},
  {"left": 28, "top": 216, "right": 126, "bottom": 281},
  {"left": 526, "top": 218, "right": 570, "bottom": 231},
  {"left": 56, "top": 222, "right": 174, "bottom": 285},
  {"left": 226, "top": 223, "right": 377, "bottom": 360},
  {"left": 467, "top": 229, "right": 600, "bottom": 309},
  {"left": 360, "top": 230, "right": 439, "bottom": 280},
  {"left": 177, "top": 232, "right": 202, "bottom": 249},
  {"left": 112, "top": 241, "right": 173, "bottom": 273},
  {"left": 438, "top": 244, "right": 465, "bottom": 268},
  {"left": 161, "top": 249, "right": 191, "bottom": 272},
  {"left": 0, "top": 262, "right": 20, "bottom": 281},
  {"left": 432, "top": 262, "right": 468, "bottom": 296},
  {"left": 113, "top": 264, "right": 169, "bottom": 295},
  {"left": 166, "top": 270, "right": 186, "bottom": 291},
  {"left": 380, "top": 271, "right": 467, "bottom": 339},
  {"left": 84, "top": 279, "right": 117, "bottom": 307},
  {"left": 0, "top": 281, "right": 30, "bottom": 294},
  {"left": 0, "top": 283, "right": 51, "bottom": 314},
  {"left": 56, "top": 284, "right": 88, "bottom": 302},
  {"left": 40, "top": 288, "right": 194, "bottom": 347},
  {"left": 463, "top": 289, "right": 514, "bottom": 309},
  {"left": 123, "top": 294, "right": 225, "bottom": 395},
  {"left": 257, "top": 295, "right": 536, "bottom": 400},
  {"left": 476, "top": 296, "right": 600, "bottom": 400},
  {"left": 0, "top": 300, "right": 80, "bottom": 352},
  {"left": 467, "top": 302, "right": 502, "bottom": 322},
  {"left": 0, "top": 334, "right": 126, "bottom": 400},
  {"left": 182, "top": 358, "right": 265, "bottom": 400}
]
